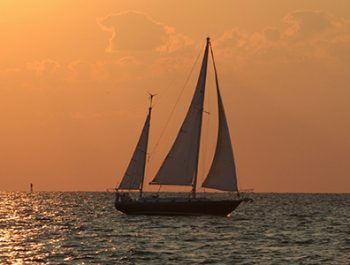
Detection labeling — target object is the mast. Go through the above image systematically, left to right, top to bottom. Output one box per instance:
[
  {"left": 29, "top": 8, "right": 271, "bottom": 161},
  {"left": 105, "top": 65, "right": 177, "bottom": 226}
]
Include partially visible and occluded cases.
[
  {"left": 191, "top": 37, "right": 210, "bottom": 198},
  {"left": 139, "top": 93, "right": 155, "bottom": 198}
]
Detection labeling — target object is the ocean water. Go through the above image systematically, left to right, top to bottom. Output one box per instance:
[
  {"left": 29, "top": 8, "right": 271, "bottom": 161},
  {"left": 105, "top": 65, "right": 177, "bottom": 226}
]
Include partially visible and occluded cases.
[{"left": 0, "top": 192, "right": 349, "bottom": 264}]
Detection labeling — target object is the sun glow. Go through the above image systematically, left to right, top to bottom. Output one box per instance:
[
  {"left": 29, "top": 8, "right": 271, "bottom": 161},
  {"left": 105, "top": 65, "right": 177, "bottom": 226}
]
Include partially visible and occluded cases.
[{"left": 0, "top": 1, "right": 349, "bottom": 192}]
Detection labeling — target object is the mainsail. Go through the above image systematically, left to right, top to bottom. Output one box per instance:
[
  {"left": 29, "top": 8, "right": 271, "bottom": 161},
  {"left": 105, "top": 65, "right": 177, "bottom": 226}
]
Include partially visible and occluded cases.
[
  {"left": 150, "top": 39, "right": 210, "bottom": 186},
  {"left": 202, "top": 45, "right": 238, "bottom": 192},
  {"left": 118, "top": 110, "right": 151, "bottom": 190}
]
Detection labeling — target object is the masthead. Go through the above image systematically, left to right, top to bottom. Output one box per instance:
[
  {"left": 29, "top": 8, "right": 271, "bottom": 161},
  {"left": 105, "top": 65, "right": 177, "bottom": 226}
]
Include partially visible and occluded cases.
[{"left": 147, "top": 91, "right": 157, "bottom": 109}]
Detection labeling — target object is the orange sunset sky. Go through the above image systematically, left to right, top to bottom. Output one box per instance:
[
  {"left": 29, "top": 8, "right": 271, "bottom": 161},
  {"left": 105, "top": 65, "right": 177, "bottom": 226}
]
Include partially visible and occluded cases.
[{"left": 1, "top": 1, "right": 349, "bottom": 192}]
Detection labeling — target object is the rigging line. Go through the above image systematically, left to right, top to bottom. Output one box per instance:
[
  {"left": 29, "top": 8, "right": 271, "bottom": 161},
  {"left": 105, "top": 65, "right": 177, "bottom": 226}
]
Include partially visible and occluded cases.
[
  {"left": 149, "top": 44, "right": 205, "bottom": 157},
  {"left": 152, "top": 45, "right": 204, "bottom": 109}
]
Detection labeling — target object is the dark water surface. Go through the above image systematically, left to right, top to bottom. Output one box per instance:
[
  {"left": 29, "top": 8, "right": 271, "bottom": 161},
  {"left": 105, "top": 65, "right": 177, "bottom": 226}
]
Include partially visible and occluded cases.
[{"left": 0, "top": 192, "right": 349, "bottom": 264}]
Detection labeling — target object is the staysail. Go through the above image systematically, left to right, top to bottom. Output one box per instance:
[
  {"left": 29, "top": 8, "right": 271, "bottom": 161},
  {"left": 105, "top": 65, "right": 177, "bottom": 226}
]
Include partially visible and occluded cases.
[
  {"left": 150, "top": 39, "right": 210, "bottom": 186},
  {"left": 202, "top": 44, "right": 238, "bottom": 192},
  {"left": 118, "top": 110, "right": 151, "bottom": 190}
]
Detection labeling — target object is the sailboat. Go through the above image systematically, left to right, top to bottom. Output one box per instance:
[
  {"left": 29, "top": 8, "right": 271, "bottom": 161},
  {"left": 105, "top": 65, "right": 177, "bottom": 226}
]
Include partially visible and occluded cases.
[{"left": 115, "top": 37, "right": 251, "bottom": 216}]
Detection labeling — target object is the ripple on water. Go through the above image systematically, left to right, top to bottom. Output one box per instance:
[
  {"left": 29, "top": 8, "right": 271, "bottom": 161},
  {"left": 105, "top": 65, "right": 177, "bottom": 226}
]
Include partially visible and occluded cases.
[{"left": 0, "top": 192, "right": 349, "bottom": 264}]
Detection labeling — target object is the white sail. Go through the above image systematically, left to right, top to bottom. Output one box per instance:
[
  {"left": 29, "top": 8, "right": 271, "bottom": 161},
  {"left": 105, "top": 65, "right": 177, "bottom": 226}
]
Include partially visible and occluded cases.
[
  {"left": 150, "top": 42, "right": 209, "bottom": 186},
  {"left": 202, "top": 46, "right": 238, "bottom": 192},
  {"left": 118, "top": 112, "right": 151, "bottom": 190}
]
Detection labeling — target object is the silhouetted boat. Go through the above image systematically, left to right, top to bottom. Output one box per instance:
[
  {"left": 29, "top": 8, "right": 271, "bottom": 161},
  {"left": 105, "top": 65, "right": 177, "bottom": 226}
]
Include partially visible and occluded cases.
[{"left": 115, "top": 37, "right": 251, "bottom": 216}]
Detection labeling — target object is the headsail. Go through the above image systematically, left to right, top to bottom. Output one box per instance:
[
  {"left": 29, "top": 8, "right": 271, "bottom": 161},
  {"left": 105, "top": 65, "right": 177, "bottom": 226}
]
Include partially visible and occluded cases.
[
  {"left": 150, "top": 39, "right": 210, "bottom": 186},
  {"left": 202, "top": 44, "right": 238, "bottom": 192},
  {"left": 118, "top": 110, "right": 151, "bottom": 190}
]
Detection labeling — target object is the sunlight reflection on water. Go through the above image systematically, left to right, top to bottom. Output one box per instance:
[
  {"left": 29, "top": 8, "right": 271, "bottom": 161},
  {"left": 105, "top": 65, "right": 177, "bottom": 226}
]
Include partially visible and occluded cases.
[{"left": 0, "top": 192, "right": 349, "bottom": 264}]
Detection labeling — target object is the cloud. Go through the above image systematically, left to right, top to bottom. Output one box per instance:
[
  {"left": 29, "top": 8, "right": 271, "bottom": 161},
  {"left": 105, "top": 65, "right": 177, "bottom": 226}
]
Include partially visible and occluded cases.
[
  {"left": 2, "top": 10, "right": 348, "bottom": 92},
  {"left": 214, "top": 10, "right": 350, "bottom": 69},
  {"left": 97, "top": 11, "right": 193, "bottom": 54},
  {"left": 98, "top": 11, "right": 167, "bottom": 52},
  {"left": 281, "top": 11, "right": 350, "bottom": 65},
  {"left": 283, "top": 11, "right": 332, "bottom": 39},
  {"left": 156, "top": 27, "right": 194, "bottom": 53},
  {"left": 263, "top": 27, "right": 281, "bottom": 42},
  {"left": 216, "top": 29, "right": 248, "bottom": 50},
  {"left": 329, "top": 39, "right": 350, "bottom": 63},
  {"left": 93, "top": 57, "right": 152, "bottom": 83},
  {"left": 0, "top": 59, "right": 68, "bottom": 90},
  {"left": 26, "top": 60, "right": 61, "bottom": 76},
  {"left": 67, "top": 60, "right": 96, "bottom": 83}
]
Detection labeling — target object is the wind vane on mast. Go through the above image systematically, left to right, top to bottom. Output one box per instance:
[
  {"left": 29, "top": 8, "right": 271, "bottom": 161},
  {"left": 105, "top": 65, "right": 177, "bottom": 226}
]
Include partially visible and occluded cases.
[{"left": 147, "top": 91, "right": 157, "bottom": 108}]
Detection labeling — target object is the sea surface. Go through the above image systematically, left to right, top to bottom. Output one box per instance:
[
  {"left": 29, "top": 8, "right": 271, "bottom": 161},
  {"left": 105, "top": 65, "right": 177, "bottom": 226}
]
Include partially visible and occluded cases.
[{"left": 0, "top": 192, "right": 349, "bottom": 264}]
